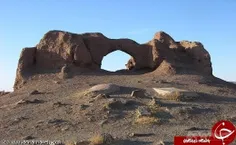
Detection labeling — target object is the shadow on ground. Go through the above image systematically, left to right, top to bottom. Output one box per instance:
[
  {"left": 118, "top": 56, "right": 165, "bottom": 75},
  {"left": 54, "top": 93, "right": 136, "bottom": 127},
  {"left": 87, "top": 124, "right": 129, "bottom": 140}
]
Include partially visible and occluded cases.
[{"left": 197, "top": 93, "right": 236, "bottom": 104}]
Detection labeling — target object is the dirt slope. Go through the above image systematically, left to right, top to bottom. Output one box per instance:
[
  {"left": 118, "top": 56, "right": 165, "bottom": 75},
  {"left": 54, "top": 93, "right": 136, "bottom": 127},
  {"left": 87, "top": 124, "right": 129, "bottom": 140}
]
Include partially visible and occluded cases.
[{"left": 0, "top": 72, "right": 236, "bottom": 145}]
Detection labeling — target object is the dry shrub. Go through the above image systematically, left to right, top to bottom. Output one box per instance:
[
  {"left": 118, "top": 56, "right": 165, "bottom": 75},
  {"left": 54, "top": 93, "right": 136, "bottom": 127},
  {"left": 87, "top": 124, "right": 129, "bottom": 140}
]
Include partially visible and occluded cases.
[
  {"left": 164, "top": 91, "right": 182, "bottom": 101},
  {"left": 148, "top": 104, "right": 161, "bottom": 115},
  {"left": 135, "top": 116, "right": 160, "bottom": 125},
  {"left": 89, "top": 135, "right": 104, "bottom": 145},
  {"left": 65, "top": 141, "right": 77, "bottom": 145}
]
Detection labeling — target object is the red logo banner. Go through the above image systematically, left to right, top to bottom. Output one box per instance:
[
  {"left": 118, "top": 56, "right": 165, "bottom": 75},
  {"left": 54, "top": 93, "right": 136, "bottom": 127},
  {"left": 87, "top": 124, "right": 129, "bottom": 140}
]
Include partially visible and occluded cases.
[{"left": 174, "top": 120, "right": 236, "bottom": 145}]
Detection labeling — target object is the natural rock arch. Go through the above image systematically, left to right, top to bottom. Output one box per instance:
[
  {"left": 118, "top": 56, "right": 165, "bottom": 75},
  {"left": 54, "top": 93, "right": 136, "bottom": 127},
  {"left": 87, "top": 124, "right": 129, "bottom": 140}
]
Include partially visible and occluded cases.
[
  {"left": 14, "top": 30, "right": 213, "bottom": 89},
  {"left": 81, "top": 35, "right": 153, "bottom": 70},
  {"left": 101, "top": 50, "right": 134, "bottom": 71}
]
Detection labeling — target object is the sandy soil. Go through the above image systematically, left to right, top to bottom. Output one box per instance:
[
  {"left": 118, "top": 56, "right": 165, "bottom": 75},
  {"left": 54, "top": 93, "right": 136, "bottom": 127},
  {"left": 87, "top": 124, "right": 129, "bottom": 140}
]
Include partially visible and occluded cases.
[{"left": 0, "top": 72, "right": 236, "bottom": 145}]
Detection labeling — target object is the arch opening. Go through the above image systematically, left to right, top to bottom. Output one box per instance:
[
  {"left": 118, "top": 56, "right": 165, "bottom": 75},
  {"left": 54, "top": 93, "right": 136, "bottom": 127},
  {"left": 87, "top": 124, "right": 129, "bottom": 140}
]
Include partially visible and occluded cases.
[{"left": 101, "top": 50, "right": 135, "bottom": 72}]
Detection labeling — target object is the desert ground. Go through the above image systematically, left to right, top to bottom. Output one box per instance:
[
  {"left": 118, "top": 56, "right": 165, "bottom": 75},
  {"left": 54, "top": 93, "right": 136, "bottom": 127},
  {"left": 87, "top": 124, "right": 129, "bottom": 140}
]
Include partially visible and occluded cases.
[{"left": 0, "top": 70, "right": 236, "bottom": 145}]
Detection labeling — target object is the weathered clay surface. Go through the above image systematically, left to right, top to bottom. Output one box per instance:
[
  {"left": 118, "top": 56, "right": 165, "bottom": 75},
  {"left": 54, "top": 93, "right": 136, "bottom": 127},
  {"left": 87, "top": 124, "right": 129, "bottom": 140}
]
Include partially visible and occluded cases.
[
  {"left": 14, "top": 30, "right": 213, "bottom": 89},
  {"left": 14, "top": 47, "right": 36, "bottom": 89},
  {"left": 88, "top": 83, "right": 121, "bottom": 95}
]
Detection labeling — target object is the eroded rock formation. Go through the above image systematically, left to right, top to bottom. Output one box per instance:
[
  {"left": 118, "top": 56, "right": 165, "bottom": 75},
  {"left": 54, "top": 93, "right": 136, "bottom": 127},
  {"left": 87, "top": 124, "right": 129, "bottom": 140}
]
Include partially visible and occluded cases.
[
  {"left": 14, "top": 30, "right": 212, "bottom": 89},
  {"left": 0, "top": 91, "right": 10, "bottom": 96}
]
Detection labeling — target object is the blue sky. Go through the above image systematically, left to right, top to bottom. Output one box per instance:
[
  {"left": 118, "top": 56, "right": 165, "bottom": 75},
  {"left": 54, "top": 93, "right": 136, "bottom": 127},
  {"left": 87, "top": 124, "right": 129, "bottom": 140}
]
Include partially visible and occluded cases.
[{"left": 1, "top": 0, "right": 236, "bottom": 91}]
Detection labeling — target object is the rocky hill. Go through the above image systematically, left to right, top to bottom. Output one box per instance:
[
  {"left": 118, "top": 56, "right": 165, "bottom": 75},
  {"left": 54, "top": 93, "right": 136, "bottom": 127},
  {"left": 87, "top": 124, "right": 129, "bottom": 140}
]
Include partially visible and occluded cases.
[{"left": 14, "top": 30, "right": 212, "bottom": 90}]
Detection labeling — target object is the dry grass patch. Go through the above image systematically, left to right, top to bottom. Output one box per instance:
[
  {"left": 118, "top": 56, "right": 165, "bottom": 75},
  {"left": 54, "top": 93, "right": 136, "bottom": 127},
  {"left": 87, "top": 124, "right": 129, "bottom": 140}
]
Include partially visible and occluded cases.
[
  {"left": 70, "top": 89, "right": 97, "bottom": 99},
  {"left": 83, "top": 90, "right": 97, "bottom": 97},
  {"left": 161, "top": 91, "right": 197, "bottom": 102},
  {"left": 163, "top": 91, "right": 182, "bottom": 101},
  {"left": 147, "top": 98, "right": 162, "bottom": 115},
  {"left": 146, "top": 100, "right": 173, "bottom": 123},
  {"left": 102, "top": 103, "right": 109, "bottom": 111},
  {"left": 134, "top": 104, "right": 161, "bottom": 125},
  {"left": 148, "top": 104, "right": 161, "bottom": 115},
  {"left": 135, "top": 116, "right": 160, "bottom": 125},
  {"left": 89, "top": 133, "right": 114, "bottom": 145},
  {"left": 89, "top": 135, "right": 104, "bottom": 145},
  {"left": 64, "top": 141, "right": 78, "bottom": 145}
]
